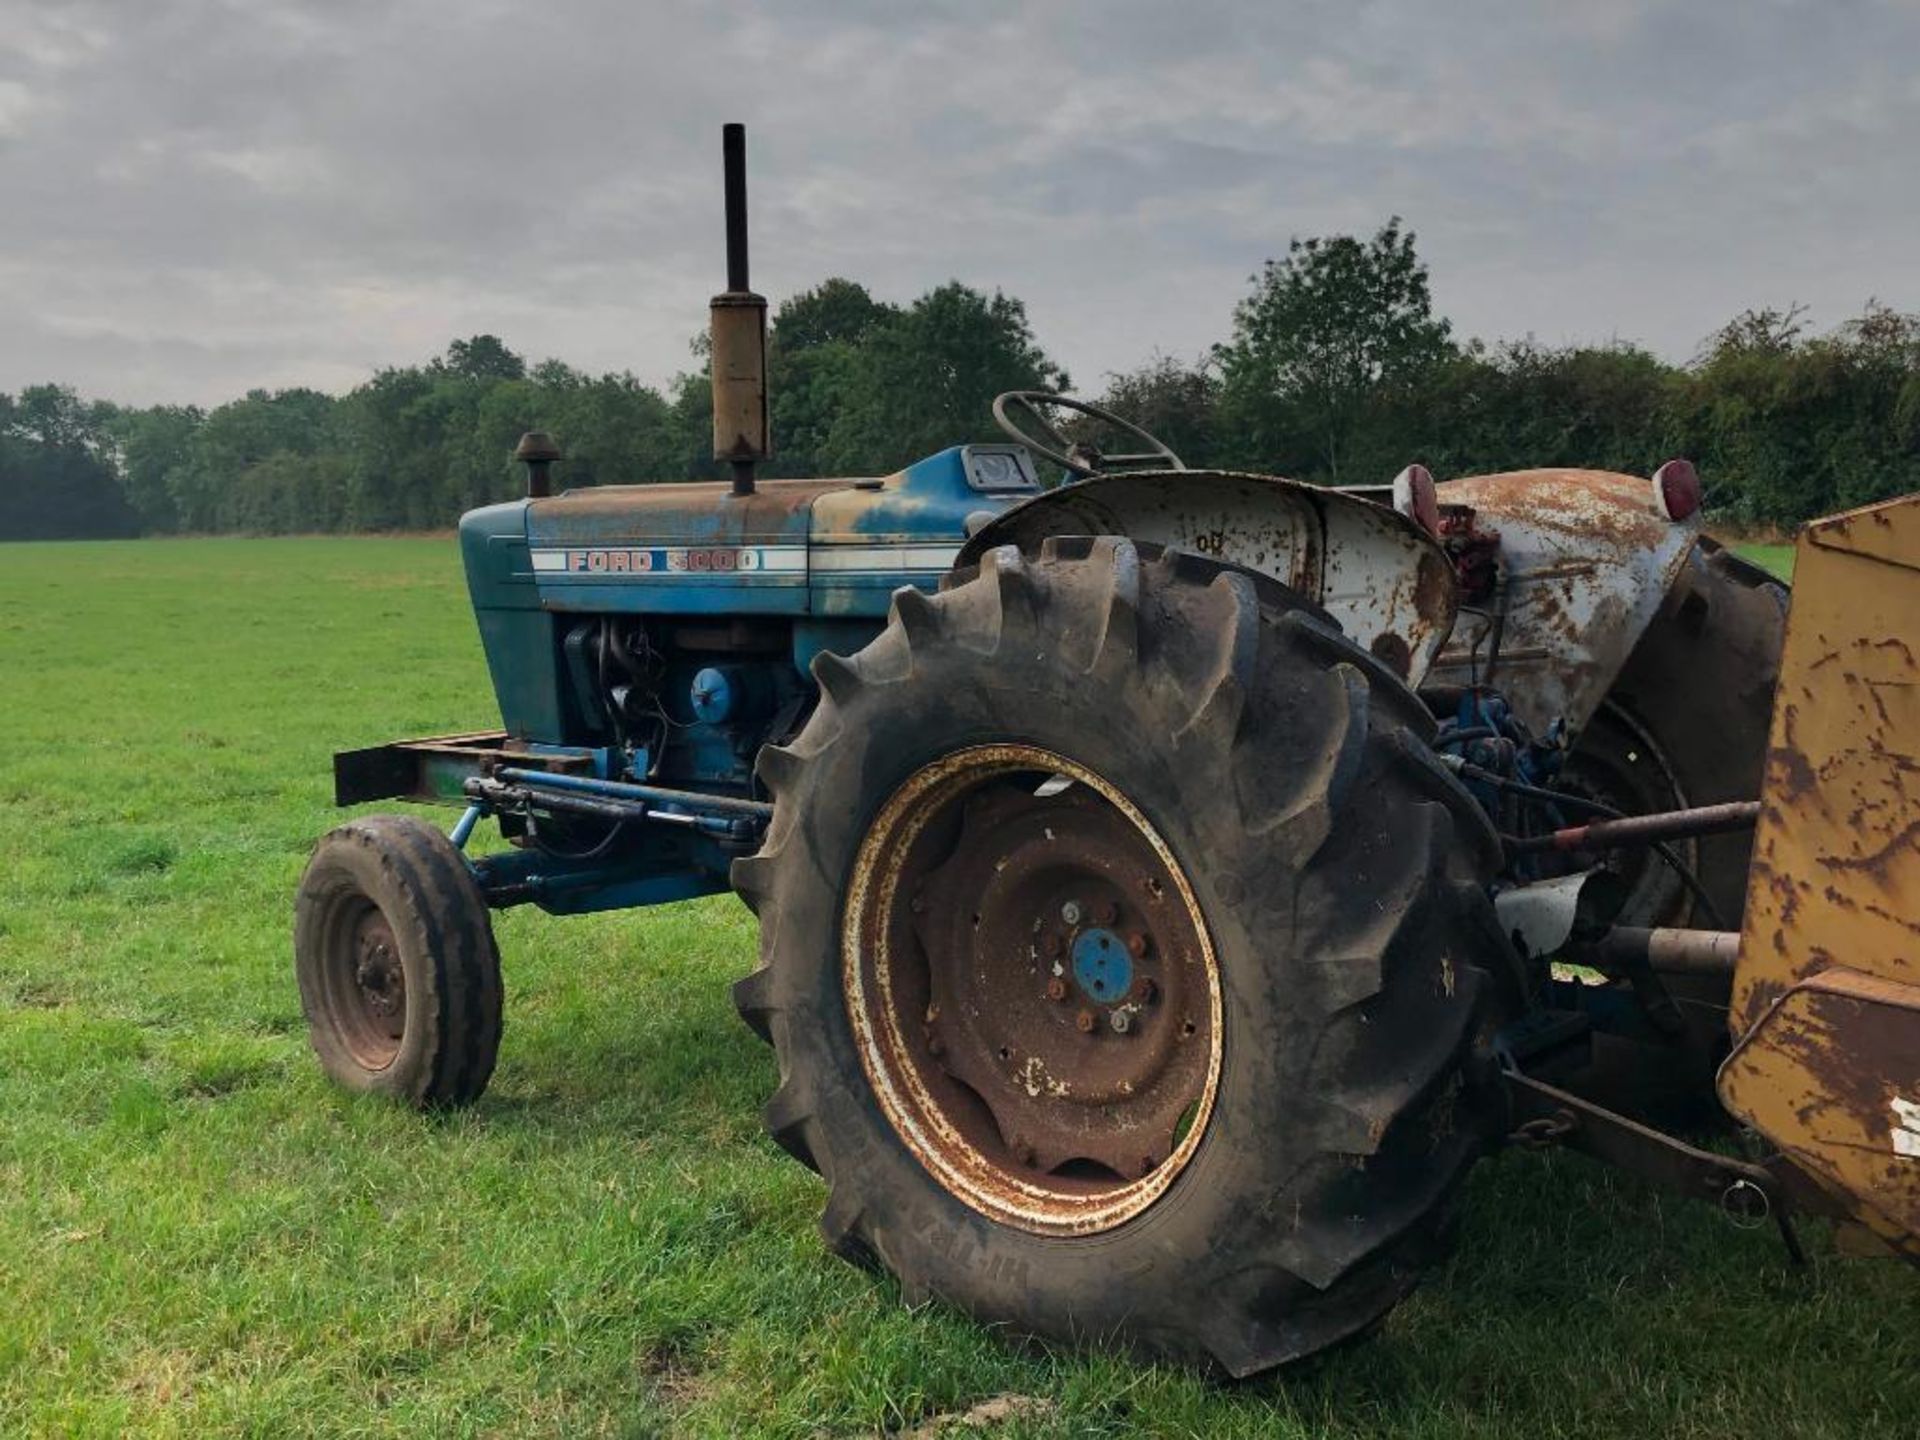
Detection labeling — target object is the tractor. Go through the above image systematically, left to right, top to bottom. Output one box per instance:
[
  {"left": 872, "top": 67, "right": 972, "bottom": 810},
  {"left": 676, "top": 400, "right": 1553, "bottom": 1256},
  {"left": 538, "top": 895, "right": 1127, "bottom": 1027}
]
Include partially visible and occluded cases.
[{"left": 295, "top": 126, "right": 1920, "bottom": 1375}]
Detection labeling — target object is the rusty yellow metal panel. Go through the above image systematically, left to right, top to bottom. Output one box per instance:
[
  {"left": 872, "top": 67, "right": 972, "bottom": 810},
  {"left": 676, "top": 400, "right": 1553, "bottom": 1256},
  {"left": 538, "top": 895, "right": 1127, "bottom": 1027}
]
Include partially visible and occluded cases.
[
  {"left": 1720, "top": 490, "right": 1920, "bottom": 1246},
  {"left": 1720, "top": 969, "right": 1920, "bottom": 1255}
]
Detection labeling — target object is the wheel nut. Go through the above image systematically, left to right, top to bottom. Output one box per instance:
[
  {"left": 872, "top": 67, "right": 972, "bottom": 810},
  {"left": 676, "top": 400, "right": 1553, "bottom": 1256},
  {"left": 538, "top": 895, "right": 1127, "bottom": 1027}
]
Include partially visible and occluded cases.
[
  {"left": 1096, "top": 899, "right": 1118, "bottom": 925},
  {"left": 1061, "top": 900, "right": 1083, "bottom": 926},
  {"left": 1127, "top": 932, "right": 1150, "bottom": 958},
  {"left": 1043, "top": 933, "right": 1064, "bottom": 958},
  {"left": 1046, "top": 977, "right": 1069, "bottom": 1002},
  {"left": 1133, "top": 977, "right": 1159, "bottom": 1005},
  {"left": 1075, "top": 1009, "right": 1097, "bottom": 1034},
  {"left": 1110, "top": 1011, "right": 1132, "bottom": 1034}
]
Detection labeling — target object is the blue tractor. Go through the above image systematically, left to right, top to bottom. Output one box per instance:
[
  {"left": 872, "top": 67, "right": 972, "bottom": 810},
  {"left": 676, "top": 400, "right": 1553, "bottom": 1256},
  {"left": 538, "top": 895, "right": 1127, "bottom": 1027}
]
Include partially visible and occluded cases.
[{"left": 296, "top": 127, "right": 1796, "bottom": 1372}]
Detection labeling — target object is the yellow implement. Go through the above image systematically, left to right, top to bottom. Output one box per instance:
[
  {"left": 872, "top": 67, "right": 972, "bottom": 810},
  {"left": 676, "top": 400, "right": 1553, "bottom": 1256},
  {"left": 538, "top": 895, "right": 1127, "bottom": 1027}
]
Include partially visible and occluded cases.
[{"left": 1721, "top": 492, "right": 1920, "bottom": 1257}]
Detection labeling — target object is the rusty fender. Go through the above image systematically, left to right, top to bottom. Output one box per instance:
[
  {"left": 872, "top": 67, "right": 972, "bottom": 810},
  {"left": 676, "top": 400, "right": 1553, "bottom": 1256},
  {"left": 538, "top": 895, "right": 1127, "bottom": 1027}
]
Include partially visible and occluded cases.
[{"left": 960, "top": 469, "right": 1458, "bottom": 686}]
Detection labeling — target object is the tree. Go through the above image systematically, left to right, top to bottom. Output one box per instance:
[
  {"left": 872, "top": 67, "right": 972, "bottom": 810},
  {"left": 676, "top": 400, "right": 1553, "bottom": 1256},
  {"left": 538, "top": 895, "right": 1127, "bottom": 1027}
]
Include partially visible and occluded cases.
[
  {"left": 1215, "top": 218, "right": 1455, "bottom": 482},
  {"left": 772, "top": 278, "right": 895, "bottom": 354},
  {"left": 763, "top": 279, "right": 899, "bottom": 477},
  {"left": 820, "top": 282, "right": 1067, "bottom": 473},
  {"left": 1675, "top": 300, "right": 1920, "bottom": 523},
  {"left": 1694, "top": 304, "right": 1809, "bottom": 364},
  {"left": 441, "top": 335, "right": 527, "bottom": 382},
  {"left": 1408, "top": 339, "right": 1678, "bottom": 481},
  {"left": 1085, "top": 356, "right": 1222, "bottom": 469},
  {"left": 534, "top": 370, "right": 681, "bottom": 488},
  {"left": 0, "top": 385, "right": 140, "bottom": 539},
  {"left": 171, "top": 387, "right": 340, "bottom": 531},
  {"left": 108, "top": 404, "right": 203, "bottom": 532}
]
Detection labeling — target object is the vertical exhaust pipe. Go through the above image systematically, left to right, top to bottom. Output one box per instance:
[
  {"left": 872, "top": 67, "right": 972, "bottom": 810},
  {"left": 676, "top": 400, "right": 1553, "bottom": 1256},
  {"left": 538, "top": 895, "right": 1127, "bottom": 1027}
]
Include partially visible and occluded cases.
[
  {"left": 724, "top": 122, "right": 750, "bottom": 295},
  {"left": 710, "top": 123, "right": 770, "bottom": 497}
]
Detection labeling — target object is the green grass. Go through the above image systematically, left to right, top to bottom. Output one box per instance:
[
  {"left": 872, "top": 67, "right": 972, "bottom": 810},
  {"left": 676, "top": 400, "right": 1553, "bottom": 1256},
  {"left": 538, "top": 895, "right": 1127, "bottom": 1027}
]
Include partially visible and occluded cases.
[
  {"left": 4, "top": 537, "right": 1915, "bottom": 1439},
  {"left": 1738, "top": 543, "right": 1796, "bottom": 579}
]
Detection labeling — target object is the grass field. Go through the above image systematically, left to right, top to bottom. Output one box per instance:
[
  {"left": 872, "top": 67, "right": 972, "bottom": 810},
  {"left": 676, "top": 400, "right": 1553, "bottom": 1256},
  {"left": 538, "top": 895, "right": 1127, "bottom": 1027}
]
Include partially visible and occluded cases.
[
  {"left": 4, "top": 536, "right": 1917, "bottom": 1438},
  {"left": 1740, "top": 544, "right": 1795, "bottom": 579}
]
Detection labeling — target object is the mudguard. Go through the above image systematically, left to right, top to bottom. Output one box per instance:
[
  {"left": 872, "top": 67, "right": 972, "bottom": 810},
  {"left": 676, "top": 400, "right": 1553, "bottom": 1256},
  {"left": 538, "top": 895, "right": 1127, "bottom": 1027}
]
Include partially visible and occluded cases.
[
  {"left": 958, "top": 468, "right": 1459, "bottom": 686},
  {"left": 1430, "top": 468, "right": 1705, "bottom": 738}
]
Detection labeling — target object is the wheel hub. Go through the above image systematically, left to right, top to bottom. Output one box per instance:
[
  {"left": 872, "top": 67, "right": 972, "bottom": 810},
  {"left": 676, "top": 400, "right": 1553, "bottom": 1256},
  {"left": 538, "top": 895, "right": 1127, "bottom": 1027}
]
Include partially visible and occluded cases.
[
  {"left": 843, "top": 744, "right": 1223, "bottom": 1235},
  {"left": 331, "top": 907, "right": 407, "bottom": 1065},
  {"left": 1069, "top": 926, "right": 1133, "bottom": 1003}
]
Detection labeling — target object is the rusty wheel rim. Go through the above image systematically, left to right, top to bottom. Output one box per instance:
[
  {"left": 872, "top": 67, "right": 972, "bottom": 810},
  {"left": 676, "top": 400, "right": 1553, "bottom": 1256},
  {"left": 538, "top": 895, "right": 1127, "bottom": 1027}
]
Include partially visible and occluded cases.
[
  {"left": 843, "top": 744, "right": 1224, "bottom": 1236},
  {"left": 329, "top": 902, "right": 407, "bottom": 1070}
]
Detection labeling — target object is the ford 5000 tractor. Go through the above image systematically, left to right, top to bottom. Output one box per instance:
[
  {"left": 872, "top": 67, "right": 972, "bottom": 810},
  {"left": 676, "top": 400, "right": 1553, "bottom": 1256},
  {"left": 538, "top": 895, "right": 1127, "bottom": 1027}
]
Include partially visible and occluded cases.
[{"left": 297, "top": 127, "right": 1920, "bottom": 1374}]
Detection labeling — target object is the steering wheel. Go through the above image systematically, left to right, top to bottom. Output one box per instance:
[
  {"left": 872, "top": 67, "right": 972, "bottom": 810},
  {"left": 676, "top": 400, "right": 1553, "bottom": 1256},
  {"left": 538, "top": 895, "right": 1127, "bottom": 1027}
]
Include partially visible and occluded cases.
[{"left": 991, "top": 391, "right": 1187, "bottom": 477}]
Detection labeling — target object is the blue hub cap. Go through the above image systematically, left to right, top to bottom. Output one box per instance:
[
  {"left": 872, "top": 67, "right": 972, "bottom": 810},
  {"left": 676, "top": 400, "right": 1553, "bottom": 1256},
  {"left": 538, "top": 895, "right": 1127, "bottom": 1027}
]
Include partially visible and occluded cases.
[{"left": 1071, "top": 927, "right": 1133, "bottom": 1003}]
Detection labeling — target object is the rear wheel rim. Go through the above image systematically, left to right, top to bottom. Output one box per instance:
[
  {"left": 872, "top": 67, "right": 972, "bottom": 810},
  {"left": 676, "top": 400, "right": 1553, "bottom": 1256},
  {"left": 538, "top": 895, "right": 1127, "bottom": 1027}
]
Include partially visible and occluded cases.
[
  {"left": 1559, "top": 701, "right": 1694, "bottom": 924},
  {"left": 842, "top": 744, "right": 1223, "bottom": 1236}
]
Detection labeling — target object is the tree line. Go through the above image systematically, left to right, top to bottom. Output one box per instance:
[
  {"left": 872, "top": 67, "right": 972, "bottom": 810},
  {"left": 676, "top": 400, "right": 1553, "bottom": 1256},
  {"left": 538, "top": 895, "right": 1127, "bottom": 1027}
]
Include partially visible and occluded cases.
[{"left": 4, "top": 223, "right": 1916, "bottom": 541}]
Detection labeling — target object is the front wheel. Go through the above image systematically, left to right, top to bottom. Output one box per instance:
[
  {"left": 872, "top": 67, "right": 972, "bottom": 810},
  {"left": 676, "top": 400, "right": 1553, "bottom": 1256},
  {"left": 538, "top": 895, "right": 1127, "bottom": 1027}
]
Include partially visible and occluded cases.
[
  {"left": 733, "top": 539, "right": 1514, "bottom": 1375},
  {"left": 294, "top": 814, "right": 503, "bottom": 1108}
]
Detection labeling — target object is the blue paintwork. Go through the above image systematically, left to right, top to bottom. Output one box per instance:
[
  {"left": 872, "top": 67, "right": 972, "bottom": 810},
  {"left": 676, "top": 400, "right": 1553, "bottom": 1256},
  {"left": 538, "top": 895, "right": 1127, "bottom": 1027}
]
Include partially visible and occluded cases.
[
  {"left": 447, "top": 443, "right": 1041, "bottom": 919},
  {"left": 460, "top": 446, "right": 1037, "bottom": 742},
  {"left": 805, "top": 447, "right": 1031, "bottom": 618},
  {"left": 461, "top": 501, "right": 567, "bottom": 740},
  {"left": 792, "top": 618, "right": 888, "bottom": 681},
  {"left": 687, "top": 665, "right": 783, "bottom": 727},
  {"left": 689, "top": 666, "right": 735, "bottom": 724},
  {"left": 1433, "top": 691, "right": 1569, "bottom": 883},
  {"left": 495, "top": 767, "right": 765, "bottom": 838},
  {"left": 448, "top": 804, "right": 484, "bottom": 849},
  {"left": 471, "top": 845, "right": 729, "bottom": 916},
  {"left": 1071, "top": 927, "right": 1133, "bottom": 1003}
]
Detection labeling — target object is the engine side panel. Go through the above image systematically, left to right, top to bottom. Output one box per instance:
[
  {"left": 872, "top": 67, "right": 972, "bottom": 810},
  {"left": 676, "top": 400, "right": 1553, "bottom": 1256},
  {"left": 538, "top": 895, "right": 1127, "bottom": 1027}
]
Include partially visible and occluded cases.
[
  {"left": 808, "top": 446, "right": 1028, "bottom": 617},
  {"left": 460, "top": 447, "right": 1037, "bottom": 746},
  {"left": 525, "top": 476, "right": 843, "bottom": 615},
  {"left": 460, "top": 499, "right": 565, "bottom": 741}
]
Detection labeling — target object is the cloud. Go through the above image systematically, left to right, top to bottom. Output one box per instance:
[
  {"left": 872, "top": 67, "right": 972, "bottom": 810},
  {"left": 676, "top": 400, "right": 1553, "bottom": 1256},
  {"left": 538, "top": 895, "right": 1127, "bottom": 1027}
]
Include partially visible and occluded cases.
[{"left": 0, "top": 0, "right": 1913, "bottom": 407}]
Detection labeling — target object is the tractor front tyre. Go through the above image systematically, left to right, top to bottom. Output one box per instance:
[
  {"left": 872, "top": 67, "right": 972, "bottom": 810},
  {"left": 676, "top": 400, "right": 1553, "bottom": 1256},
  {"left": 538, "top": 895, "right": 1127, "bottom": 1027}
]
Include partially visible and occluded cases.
[
  {"left": 732, "top": 539, "right": 1513, "bottom": 1376},
  {"left": 294, "top": 814, "right": 503, "bottom": 1109}
]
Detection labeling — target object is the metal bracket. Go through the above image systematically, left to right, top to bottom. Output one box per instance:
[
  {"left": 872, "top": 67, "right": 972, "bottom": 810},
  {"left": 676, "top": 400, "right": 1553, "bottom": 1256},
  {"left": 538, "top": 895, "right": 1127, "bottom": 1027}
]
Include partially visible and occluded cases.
[{"left": 1505, "top": 1072, "right": 1806, "bottom": 1264}]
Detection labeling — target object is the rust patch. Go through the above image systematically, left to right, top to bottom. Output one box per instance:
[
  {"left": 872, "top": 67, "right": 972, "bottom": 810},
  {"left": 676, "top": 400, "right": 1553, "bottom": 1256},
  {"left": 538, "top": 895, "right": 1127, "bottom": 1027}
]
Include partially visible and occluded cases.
[
  {"left": 1431, "top": 467, "right": 1701, "bottom": 739},
  {"left": 1728, "top": 491, "right": 1920, "bottom": 1264},
  {"left": 840, "top": 743, "right": 1225, "bottom": 1237},
  {"left": 1768, "top": 744, "right": 1818, "bottom": 800},
  {"left": 1815, "top": 817, "right": 1920, "bottom": 879},
  {"left": 1721, "top": 968, "right": 1920, "bottom": 1255}
]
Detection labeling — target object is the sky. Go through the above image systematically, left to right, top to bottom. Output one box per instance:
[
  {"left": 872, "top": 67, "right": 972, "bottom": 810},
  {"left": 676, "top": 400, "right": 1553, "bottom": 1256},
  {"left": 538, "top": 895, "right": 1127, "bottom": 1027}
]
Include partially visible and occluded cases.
[{"left": 2, "top": 0, "right": 1915, "bottom": 408}]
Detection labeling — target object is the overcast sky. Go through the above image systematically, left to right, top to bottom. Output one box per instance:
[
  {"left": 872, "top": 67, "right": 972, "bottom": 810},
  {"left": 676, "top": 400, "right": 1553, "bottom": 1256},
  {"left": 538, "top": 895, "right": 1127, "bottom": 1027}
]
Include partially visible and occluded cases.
[{"left": 2, "top": 0, "right": 1915, "bottom": 408}]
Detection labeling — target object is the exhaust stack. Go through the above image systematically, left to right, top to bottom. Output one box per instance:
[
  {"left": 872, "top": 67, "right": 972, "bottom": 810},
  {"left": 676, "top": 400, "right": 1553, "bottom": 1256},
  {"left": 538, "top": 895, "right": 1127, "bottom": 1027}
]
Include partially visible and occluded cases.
[{"left": 710, "top": 123, "right": 770, "bottom": 497}]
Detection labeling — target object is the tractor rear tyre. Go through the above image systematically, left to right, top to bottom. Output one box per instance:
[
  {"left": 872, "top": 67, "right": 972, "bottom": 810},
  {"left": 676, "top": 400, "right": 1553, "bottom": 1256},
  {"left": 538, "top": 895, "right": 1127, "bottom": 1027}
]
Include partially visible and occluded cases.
[
  {"left": 732, "top": 539, "right": 1513, "bottom": 1376},
  {"left": 1583, "top": 539, "right": 1790, "bottom": 929},
  {"left": 1562, "top": 542, "right": 1789, "bottom": 1118},
  {"left": 295, "top": 814, "right": 503, "bottom": 1108}
]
